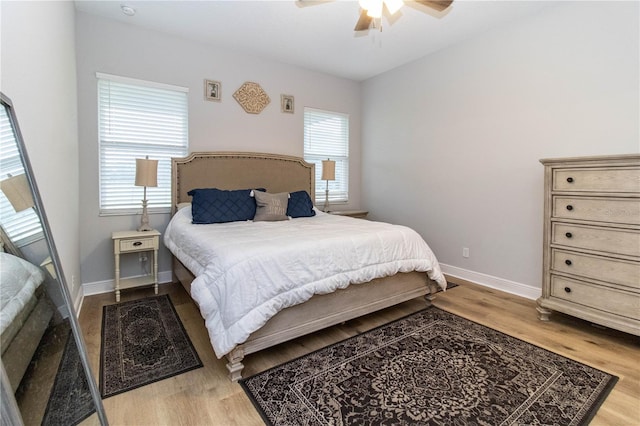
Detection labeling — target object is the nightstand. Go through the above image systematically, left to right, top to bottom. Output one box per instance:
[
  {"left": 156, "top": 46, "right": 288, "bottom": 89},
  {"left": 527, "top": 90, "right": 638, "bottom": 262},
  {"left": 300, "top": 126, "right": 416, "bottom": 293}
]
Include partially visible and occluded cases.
[
  {"left": 329, "top": 210, "right": 369, "bottom": 219},
  {"left": 112, "top": 229, "right": 160, "bottom": 302},
  {"left": 40, "top": 256, "right": 57, "bottom": 280}
]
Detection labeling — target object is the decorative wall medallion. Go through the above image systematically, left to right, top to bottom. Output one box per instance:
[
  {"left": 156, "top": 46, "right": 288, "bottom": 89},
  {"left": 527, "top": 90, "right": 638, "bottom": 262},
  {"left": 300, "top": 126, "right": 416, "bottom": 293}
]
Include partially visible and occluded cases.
[{"left": 233, "top": 82, "right": 270, "bottom": 114}]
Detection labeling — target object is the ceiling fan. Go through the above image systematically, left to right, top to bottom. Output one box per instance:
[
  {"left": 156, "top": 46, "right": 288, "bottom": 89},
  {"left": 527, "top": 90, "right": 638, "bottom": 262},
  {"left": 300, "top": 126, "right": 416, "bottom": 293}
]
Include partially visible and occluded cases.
[{"left": 354, "top": 0, "right": 454, "bottom": 31}]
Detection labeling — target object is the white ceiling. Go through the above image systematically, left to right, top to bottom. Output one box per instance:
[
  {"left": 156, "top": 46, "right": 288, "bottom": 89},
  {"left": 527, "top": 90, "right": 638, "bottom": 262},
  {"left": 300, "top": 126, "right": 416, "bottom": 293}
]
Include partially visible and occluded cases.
[{"left": 74, "top": 0, "right": 553, "bottom": 81}]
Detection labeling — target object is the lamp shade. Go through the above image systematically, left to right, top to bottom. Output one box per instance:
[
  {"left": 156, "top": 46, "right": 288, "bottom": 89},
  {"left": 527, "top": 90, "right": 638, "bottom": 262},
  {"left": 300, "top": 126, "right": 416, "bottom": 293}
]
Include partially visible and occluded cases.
[
  {"left": 135, "top": 157, "right": 158, "bottom": 187},
  {"left": 321, "top": 159, "right": 336, "bottom": 181},
  {"left": 1, "top": 173, "right": 34, "bottom": 212}
]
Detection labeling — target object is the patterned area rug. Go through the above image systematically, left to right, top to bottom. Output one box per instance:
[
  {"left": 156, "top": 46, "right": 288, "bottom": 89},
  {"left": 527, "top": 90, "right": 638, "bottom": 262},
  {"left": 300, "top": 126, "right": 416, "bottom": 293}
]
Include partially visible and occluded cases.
[
  {"left": 100, "top": 294, "right": 203, "bottom": 398},
  {"left": 241, "top": 307, "right": 617, "bottom": 426},
  {"left": 41, "top": 328, "right": 96, "bottom": 426}
]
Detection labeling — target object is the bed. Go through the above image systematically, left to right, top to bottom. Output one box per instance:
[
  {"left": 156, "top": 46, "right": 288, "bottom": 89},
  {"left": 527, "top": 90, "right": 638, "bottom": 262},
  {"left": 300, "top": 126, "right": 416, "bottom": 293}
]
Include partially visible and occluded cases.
[
  {"left": 166, "top": 151, "right": 446, "bottom": 381},
  {"left": 0, "top": 238, "right": 53, "bottom": 392}
]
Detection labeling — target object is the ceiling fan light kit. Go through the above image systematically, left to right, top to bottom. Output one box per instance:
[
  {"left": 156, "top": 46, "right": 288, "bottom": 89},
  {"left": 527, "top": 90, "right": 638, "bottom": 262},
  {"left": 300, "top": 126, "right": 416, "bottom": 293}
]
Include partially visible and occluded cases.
[{"left": 354, "top": 0, "right": 454, "bottom": 31}]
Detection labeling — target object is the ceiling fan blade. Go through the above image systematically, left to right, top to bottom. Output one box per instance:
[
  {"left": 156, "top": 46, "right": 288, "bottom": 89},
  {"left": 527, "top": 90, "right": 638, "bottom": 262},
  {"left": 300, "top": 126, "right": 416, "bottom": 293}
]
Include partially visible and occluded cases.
[
  {"left": 295, "top": 0, "right": 335, "bottom": 8},
  {"left": 414, "top": 0, "right": 453, "bottom": 12},
  {"left": 354, "top": 9, "right": 373, "bottom": 31}
]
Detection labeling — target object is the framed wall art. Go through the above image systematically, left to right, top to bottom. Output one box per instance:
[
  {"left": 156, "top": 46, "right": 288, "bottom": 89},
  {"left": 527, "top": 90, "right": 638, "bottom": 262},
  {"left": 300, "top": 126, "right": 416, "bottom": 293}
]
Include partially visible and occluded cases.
[
  {"left": 205, "top": 79, "right": 221, "bottom": 101},
  {"left": 281, "top": 94, "right": 294, "bottom": 113}
]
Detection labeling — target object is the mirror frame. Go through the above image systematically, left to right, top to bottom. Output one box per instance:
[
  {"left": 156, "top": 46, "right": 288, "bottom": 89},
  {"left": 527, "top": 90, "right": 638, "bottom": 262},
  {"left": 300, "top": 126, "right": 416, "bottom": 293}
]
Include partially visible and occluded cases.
[{"left": 0, "top": 92, "right": 108, "bottom": 425}]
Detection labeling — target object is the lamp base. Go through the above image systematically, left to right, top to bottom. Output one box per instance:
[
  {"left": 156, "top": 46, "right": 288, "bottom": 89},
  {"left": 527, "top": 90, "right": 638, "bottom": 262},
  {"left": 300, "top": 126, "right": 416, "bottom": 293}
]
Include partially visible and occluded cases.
[
  {"left": 323, "top": 186, "right": 330, "bottom": 213},
  {"left": 138, "top": 198, "right": 152, "bottom": 232}
]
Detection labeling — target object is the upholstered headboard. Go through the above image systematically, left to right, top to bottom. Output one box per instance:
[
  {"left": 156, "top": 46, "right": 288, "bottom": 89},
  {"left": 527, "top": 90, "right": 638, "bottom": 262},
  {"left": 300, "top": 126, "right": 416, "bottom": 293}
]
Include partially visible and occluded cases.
[{"left": 171, "top": 152, "right": 315, "bottom": 214}]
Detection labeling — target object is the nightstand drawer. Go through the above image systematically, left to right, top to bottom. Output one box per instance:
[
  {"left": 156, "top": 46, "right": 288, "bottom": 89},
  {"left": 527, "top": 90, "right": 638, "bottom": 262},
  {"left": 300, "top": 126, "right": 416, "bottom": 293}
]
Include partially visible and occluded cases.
[
  {"left": 553, "top": 167, "right": 640, "bottom": 193},
  {"left": 553, "top": 196, "right": 640, "bottom": 225},
  {"left": 552, "top": 223, "right": 640, "bottom": 257},
  {"left": 119, "top": 237, "right": 157, "bottom": 252},
  {"left": 551, "top": 249, "right": 640, "bottom": 289},
  {"left": 550, "top": 275, "right": 640, "bottom": 320}
]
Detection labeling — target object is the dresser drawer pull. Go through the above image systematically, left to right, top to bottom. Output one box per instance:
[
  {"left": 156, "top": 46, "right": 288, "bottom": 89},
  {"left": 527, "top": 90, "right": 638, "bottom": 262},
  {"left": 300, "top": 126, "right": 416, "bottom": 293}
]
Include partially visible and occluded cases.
[
  {"left": 566, "top": 177, "right": 574, "bottom": 183},
  {"left": 566, "top": 205, "right": 573, "bottom": 211},
  {"left": 565, "top": 232, "right": 573, "bottom": 238},
  {"left": 133, "top": 241, "right": 143, "bottom": 246},
  {"left": 565, "top": 259, "right": 572, "bottom": 266},
  {"left": 564, "top": 287, "right": 572, "bottom": 293}
]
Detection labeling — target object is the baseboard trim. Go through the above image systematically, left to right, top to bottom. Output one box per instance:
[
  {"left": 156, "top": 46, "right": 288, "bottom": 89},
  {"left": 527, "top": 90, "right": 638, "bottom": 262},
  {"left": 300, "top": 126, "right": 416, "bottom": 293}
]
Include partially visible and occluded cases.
[
  {"left": 440, "top": 263, "right": 540, "bottom": 300},
  {"left": 78, "top": 271, "right": 174, "bottom": 311}
]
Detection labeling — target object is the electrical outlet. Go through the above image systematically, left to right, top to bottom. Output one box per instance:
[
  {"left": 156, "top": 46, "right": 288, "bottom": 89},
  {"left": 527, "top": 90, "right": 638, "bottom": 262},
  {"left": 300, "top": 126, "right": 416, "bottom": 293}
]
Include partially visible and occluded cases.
[
  {"left": 462, "top": 247, "right": 470, "bottom": 258},
  {"left": 139, "top": 253, "right": 148, "bottom": 262}
]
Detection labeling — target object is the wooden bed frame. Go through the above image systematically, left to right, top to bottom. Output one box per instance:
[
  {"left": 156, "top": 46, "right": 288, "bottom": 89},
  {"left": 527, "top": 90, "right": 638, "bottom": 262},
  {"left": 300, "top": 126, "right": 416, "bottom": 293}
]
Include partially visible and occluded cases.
[{"left": 171, "top": 151, "right": 440, "bottom": 381}]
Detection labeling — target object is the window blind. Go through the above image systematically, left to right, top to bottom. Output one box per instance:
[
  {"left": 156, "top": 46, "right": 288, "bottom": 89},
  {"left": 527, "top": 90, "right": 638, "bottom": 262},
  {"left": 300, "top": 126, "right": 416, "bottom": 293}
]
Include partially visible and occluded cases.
[
  {"left": 97, "top": 73, "right": 188, "bottom": 214},
  {"left": 0, "top": 108, "right": 43, "bottom": 246},
  {"left": 303, "top": 108, "right": 349, "bottom": 203}
]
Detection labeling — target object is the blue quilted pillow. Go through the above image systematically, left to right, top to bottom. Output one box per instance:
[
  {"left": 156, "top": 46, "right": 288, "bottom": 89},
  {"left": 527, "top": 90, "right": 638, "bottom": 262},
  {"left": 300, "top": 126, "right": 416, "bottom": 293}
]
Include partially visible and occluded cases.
[
  {"left": 188, "top": 188, "right": 265, "bottom": 224},
  {"left": 287, "top": 190, "right": 316, "bottom": 218}
]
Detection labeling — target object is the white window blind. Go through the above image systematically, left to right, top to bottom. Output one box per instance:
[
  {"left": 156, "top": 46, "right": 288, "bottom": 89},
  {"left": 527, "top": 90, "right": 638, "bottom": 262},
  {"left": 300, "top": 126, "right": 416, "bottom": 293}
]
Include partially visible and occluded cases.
[
  {"left": 98, "top": 73, "right": 188, "bottom": 214},
  {"left": 0, "top": 106, "right": 43, "bottom": 246},
  {"left": 303, "top": 108, "right": 349, "bottom": 203}
]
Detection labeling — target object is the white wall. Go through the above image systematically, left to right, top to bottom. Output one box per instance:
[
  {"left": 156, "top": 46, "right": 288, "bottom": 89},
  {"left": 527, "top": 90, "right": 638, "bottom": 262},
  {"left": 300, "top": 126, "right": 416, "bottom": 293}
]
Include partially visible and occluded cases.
[
  {"left": 1, "top": 1, "right": 82, "bottom": 302},
  {"left": 361, "top": 1, "right": 639, "bottom": 298},
  {"left": 75, "top": 12, "right": 362, "bottom": 289}
]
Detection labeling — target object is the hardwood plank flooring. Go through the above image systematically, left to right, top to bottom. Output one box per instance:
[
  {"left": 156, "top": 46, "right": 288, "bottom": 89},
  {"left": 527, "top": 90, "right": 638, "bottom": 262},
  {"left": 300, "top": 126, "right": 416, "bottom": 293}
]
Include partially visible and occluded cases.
[{"left": 78, "top": 277, "right": 640, "bottom": 425}]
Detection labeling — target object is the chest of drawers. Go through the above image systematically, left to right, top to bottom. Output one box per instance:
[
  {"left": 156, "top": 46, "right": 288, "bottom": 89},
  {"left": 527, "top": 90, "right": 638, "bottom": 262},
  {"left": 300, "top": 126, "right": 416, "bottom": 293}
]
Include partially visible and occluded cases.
[{"left": 537, "top": 154, "right": 640, "bottom": 335}]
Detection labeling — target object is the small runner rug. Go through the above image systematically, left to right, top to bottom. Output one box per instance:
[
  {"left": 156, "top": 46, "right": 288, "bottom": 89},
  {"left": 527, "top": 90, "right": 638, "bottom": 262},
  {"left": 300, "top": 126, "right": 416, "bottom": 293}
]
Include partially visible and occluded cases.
[
  {"left": 100, "top": 294, "right": 203, "bottom": 398},
  {"left": 241, "top": 307, "right": 617, "bottom": 426},
  {"left": 41, "top": 327, "right": 96, "bottom": 426}
]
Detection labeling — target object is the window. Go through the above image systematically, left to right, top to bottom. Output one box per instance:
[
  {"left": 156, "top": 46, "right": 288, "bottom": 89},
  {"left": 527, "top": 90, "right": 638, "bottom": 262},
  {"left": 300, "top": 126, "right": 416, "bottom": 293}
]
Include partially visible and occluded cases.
[
  {"left": 98, "top": 73, "right": 188, "bottom": 214},
  {"left": 0, "top": 106, "right": 43, "bottom": 246},
  {"left": 303, "top": 108, "right": 349, "bottom": 204}
]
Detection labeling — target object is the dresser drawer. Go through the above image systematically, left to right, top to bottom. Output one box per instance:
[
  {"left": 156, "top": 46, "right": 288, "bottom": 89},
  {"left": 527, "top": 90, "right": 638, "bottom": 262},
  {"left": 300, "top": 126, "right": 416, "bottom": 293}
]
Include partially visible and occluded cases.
[
  {"left": 553, "top": 167, "right": 640, "bottom": 193},
  {"left": 553, "top": 197, "right": 640, "bottom": 225},
  {"left": 552, "top": 223, "right": 640, "bottom": 258},
  {"left": 119, "top": 237, "right": 157, "bottom": 252},
  {"left": 551, "top": 249, "right": 640, "bottom": 289},
  {"left": 550, "top": 275, "right": 640, "bottom": 320}
]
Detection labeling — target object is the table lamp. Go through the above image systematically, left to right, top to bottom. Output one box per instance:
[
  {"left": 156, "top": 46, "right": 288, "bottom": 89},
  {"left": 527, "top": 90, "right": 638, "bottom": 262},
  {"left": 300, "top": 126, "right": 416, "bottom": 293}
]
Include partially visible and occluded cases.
[
  {"left": 135, "top": 156, "right": 158, "bottom": 232},
  {"left": 321, "top": 159, "right": 335, "bottom": 213},
  {"left": 1, "top": 173, "right": 34, "bottom": 212}
]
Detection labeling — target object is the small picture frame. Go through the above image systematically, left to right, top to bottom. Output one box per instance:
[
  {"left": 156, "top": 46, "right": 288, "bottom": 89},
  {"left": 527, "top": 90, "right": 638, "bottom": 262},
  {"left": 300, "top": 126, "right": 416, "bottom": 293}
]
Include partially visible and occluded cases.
[
  {"left": 205, "top": 80, "right": 221, "bottom": 102},
  {"left": 281, "top": 94, "right": 294, "bottom": 113}
]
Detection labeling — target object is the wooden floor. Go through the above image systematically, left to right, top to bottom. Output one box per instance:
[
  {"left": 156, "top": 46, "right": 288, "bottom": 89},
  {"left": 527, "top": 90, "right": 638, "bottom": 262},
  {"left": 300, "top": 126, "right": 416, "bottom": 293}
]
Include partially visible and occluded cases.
[{"left": 77, "top": 277, "right": 640, "bottom": 426}]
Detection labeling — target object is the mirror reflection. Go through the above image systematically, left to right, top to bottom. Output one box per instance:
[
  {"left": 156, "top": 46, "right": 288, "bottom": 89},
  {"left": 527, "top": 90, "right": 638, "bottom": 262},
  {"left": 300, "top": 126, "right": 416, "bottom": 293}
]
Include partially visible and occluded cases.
[{"left": 0, "top": 94, "right": 106, "bottom": 425}]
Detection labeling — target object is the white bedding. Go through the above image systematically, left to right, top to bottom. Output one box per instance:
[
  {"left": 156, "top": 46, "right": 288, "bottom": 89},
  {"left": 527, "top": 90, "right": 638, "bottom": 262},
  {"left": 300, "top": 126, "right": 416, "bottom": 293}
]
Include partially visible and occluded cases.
[
  {"left": 164, "top": 207, "right": 447, "bottom": 358},
  {"left": 0, "top": 252, "right": 45, "bottom": 336}
]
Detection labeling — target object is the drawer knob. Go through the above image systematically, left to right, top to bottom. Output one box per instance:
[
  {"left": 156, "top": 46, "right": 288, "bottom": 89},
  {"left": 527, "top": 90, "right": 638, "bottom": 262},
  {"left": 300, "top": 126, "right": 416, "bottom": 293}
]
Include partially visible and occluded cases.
[
  {"left": 566, "top": 177, "right": 574, "bottom": 183},
  {"left": 566, "top": 205, "right": 573, "bottom": 211},
  {"left": 565, "top": 232, "right": 573, "bottom": 238},
  {"left": 133, "top": 241, "right": 143, "bottom": 246},
  {"left": 565, "top": 259, "right": 572, "bottom": 266},
  {"left": 564, "top": 287, "right": 572, "bottom": 293}
]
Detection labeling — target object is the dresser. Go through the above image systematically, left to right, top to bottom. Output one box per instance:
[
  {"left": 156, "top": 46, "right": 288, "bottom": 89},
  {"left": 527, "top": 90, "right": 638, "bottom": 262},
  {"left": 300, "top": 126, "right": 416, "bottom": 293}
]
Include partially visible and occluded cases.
[{"left": 537, "top": 154, "right": 640, "bottom": 335}]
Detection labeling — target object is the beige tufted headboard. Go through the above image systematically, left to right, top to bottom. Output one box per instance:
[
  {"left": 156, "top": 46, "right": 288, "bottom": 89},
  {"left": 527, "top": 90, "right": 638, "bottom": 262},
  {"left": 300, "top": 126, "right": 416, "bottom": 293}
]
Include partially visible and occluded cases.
[{"left": 171, "top": 151, "right": 315, "bottom": 214}]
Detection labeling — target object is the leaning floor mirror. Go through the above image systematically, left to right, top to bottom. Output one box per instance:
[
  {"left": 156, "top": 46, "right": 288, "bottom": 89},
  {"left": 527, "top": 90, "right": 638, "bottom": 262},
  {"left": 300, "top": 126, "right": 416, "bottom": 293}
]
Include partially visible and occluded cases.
[{"left": 0, "top": 93, "right": 107, "bottom": 425}]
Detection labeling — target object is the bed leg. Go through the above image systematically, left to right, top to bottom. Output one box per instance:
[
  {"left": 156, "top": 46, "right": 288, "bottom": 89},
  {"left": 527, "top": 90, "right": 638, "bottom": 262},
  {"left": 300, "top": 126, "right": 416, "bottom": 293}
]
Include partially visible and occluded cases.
[
  {"left": 424, "top": 281, "right": 440, "bottom": 307},
  {"left": 226, "top": 347, "right": 245, "bottom": 382}
]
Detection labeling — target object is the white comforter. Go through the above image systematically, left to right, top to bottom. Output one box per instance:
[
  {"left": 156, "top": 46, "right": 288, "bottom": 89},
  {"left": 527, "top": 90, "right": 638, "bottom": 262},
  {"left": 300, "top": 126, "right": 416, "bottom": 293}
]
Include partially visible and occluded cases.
[
  {"left": 164, "top": 207, "right": 447, "bottom": 358},
  {"left": 0, "top": 252, "right": 45, "bottom": 336}
]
